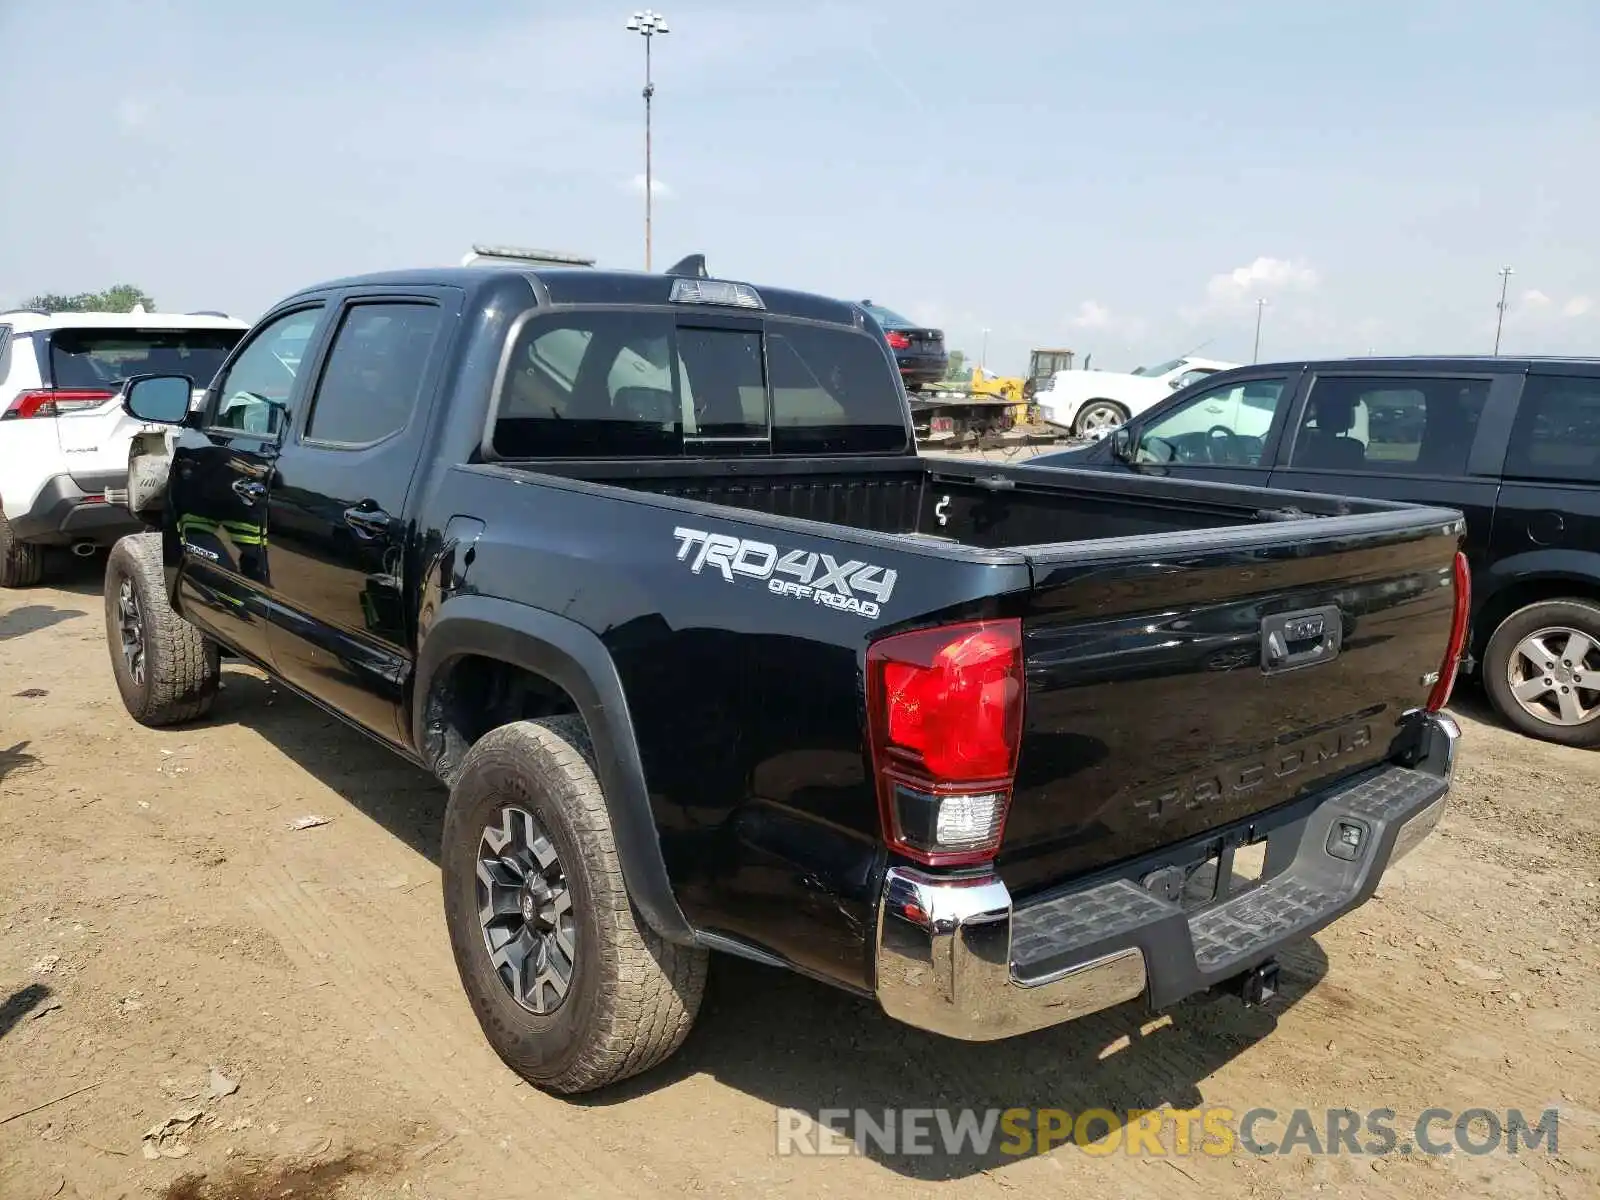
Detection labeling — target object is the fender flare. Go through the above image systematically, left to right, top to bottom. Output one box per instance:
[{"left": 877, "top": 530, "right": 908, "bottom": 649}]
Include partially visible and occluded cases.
[
  {"left": 1471, "top": 549, "right": 1600, "bottom": 649},
  {"left": 413, "top": 594, "right": 696, "bottom": 945}
]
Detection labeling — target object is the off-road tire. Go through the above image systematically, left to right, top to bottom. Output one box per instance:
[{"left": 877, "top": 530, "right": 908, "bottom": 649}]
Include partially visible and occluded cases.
[
  {"left": 0, "top": 515, "right": 44, "bottom": 588},
  {"left": 104, "top": 533, "right": 221, "bottom": 725},
  {"left": 1483, "top": 598, "right": 1600, "bottom": 748},
  {"left": 442, "top": 716, "right": 708, "bottom": 1095}
]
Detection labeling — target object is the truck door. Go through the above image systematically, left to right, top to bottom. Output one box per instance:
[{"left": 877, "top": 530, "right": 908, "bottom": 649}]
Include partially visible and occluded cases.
[
  {"left": 262, "top": 290, "right": 457, "bottom": 744},
  {"left": 170, "top": 305, "right": 327, "bottom": 667}
]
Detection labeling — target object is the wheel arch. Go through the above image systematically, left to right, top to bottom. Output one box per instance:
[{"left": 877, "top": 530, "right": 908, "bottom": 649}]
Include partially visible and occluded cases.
[
  {"left": 1471, "top": 552, "right": 1600, "bottom": 660},
  {"left": 413, "top": 594, "right": 696, "bottom": 945}
]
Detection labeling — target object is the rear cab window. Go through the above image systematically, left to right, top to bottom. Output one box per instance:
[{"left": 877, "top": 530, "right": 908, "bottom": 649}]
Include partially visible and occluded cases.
[
  {"left": 491, "top": 310, "right": 909, "bottom": 459},
  {"left": 47, "top": 328, "right": 244, "bottom": 391}
]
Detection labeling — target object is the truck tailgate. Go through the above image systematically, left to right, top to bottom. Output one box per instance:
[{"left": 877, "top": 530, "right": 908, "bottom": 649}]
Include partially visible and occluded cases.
[{"left": 1000, "top": 508, "right": 1464, "bottom": 895}]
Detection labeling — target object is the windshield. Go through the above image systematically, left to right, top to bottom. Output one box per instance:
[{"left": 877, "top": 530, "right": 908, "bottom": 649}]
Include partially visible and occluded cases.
[
  {"left": 862, "top": 303, "right": 912, "bottom": 329},
  {"left": 49, "top": 328, "right": 243, "bottom": 390},
  {"left": 1130, "top": 357, "right": 1187, "bottom": 378}
]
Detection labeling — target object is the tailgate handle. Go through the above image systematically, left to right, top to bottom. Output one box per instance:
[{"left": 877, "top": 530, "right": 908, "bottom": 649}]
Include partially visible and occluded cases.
[{"left": 1261, "top": 605, "right": 1342, "bottom": 674}]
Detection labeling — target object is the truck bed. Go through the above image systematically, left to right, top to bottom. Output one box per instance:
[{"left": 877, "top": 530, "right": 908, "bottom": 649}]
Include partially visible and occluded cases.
[{"left": 519, "top": 454, "right": 1320, "bottom": 549}]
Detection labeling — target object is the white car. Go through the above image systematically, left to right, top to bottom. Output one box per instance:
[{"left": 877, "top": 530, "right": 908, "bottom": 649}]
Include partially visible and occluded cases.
[
  {"left": 0, "top": 307, "right": 247, "bottom": 586},
  {"left": 1033, "top": 355, "right": 1242, "bottom": 438}
]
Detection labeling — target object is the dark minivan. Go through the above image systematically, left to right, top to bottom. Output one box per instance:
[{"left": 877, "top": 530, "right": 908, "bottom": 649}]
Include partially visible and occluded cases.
[{"left": 1033, "top": 356, "right": 1600, "bottom": 747}]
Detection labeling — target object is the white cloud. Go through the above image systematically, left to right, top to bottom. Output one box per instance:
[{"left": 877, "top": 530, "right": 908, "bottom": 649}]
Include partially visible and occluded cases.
[
  {"left": 626, "top": 174, "right": 674, "bottom": 199},
  {"left": 1205, "top": 256, "right": 1319, "bottom": 305},
  {"left": 1507, "top": 290, "right": 1595, "bottom": 326},
  {"left": 1068, "top": 300, "right": 1113, "bottom": 329}
]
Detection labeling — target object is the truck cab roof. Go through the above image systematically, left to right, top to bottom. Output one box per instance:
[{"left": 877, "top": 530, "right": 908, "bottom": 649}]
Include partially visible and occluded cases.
[{"left": 281, "top": 267, "right": 865, "bottom": 330}]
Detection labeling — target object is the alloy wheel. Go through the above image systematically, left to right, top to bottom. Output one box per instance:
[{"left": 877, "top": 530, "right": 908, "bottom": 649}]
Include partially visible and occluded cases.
[
  {"left": 117, "top": 577, "right": 146, "bottom": 686},
  {"left": 1506, "top": 626, "right": 1600, "bottom": 727},
  {"left": 476, "top": 806, "right": 576, "bottom": 1014}
]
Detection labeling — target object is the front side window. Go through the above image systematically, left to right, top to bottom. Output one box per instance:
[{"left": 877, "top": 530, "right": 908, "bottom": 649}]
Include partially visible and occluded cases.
[
  {"left": 305, "top": 302, "right": 442, "bottom": 446},
  {"left": 210, "top": 307, "right": 324, "bottom": 437},
  {"left": 492, "top": 312, "right": 907, "bottom": 458},
  {"left": 1504, "top": 374, "right": 1600, "bottom": 483},
  {"left": 1288, "top": 376, "right": 1489, "bottom": 475},
  {"left": 1135, "top": 377, "right": 1290, "bottom": 466}
]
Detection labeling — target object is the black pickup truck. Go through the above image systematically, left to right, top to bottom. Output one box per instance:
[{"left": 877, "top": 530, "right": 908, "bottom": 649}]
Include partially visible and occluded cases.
[{"left": 103, "top": 263, "right": 1468, "bottom": 1095}]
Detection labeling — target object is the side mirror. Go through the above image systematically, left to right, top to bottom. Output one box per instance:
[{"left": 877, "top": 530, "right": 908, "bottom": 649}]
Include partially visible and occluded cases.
[
  {"left": 123, "top": 374, "right": 195, "bottom": 425},
  {"left": 1109, "top": 426, "right": 1135, "bottom": 463}
]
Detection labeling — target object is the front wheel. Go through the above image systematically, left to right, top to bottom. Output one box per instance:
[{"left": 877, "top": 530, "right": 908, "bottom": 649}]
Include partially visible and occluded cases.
[
  {"left": 1073, "top": 399, "right": 1129, "bottom": 438},
  {"left": 103, "top": 533, "right": 220, "bottom": 725},
  {"left": 1482, "top": 599, "right": 1600, "bottom": 747},
  {"left": 441, "top": 716, "right": 708, "bottom": 1095}
]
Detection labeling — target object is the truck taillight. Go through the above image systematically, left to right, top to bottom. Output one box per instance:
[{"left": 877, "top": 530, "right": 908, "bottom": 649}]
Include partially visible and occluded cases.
[
  {"left": 884, "top": 331, "right": 912, "bottom": 350},
  {"left": 2, "top": 388, "right": 115, "bottom": 419},
  {"left": 1427, "top": 551, "right": 1471, "bottom": 712},
  {"left": 866, "top": 619, "right": 1025, "bottom": 866}
]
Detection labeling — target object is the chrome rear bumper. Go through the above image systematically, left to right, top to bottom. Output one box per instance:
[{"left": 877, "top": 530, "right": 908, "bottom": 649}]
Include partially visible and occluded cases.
[{"left": 874, "top": 712, "right": 1459, "bottom": 1041}]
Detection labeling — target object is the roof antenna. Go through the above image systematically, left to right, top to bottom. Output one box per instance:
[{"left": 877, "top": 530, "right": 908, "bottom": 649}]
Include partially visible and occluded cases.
[{"left": 664, "top": 253, "right": 708, "bottom": 278}]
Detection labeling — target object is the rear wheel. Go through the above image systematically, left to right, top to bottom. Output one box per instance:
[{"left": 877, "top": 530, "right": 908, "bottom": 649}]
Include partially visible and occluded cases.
[
  {"left": 1074, "top": 399, "right": 1129, "bottom": 438},
  {"left": 0, "top": 515, "right": 44, "bottom": 588},
  {"left": 103, "top": 533, "right": 220, "bottom": 725},
  {"left": 1483, "top": 599, "right": 1600, "bottom": 747},
  {"left": 441, "top": 716, "right": 708, "bottom": 1095}
]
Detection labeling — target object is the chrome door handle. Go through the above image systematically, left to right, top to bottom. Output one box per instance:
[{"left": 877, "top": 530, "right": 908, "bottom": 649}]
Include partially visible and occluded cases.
[{"left": 344, "top": 504, "right": 393, "bottom": 539}]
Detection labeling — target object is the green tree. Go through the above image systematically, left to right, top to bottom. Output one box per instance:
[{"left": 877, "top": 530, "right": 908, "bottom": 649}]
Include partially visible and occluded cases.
[
  {"left": 21, "top": 284, "right": 156, "bottom": 313},
  {"left": 944, "top": 349, "right": 967, "bottom": 380}
]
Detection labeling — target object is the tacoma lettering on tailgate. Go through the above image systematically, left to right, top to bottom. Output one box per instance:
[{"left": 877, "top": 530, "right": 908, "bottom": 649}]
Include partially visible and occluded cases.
[
  {"left": 673, "top": 526, "right": 897, "bottom": 620},
  {"left": 1131, "top": 719, "right": 1375, "bottom": 821}
]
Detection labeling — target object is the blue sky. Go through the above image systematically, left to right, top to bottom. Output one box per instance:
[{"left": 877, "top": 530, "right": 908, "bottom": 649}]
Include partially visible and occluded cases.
[{"left": 1, "top": 0, "right": 1595, "bottom": 372}]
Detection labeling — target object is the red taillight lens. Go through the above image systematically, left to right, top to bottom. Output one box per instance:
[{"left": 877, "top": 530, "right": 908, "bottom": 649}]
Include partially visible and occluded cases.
[
  {"left": 884, "top": 331, "right": 912, "bottom": 350},
  {"left": 4, "top": 389, "right": 115, "bottom": 419},
  {"left": 1427, "top": 551, "right": 1471, "bottom": 712},
  {"left": 867, "top": 619, "right": 1025, "bottom": 866}
]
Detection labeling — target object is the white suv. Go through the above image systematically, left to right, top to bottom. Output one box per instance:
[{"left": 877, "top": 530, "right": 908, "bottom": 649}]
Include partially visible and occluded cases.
[{"left": 0, "top": 307, "right": 247, "bottom": 586}]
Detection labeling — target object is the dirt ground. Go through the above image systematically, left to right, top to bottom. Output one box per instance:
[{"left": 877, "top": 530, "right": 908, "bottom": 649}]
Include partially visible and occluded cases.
[{"left": 2, "top": 559, "right": 1597, "bottom": 1200}]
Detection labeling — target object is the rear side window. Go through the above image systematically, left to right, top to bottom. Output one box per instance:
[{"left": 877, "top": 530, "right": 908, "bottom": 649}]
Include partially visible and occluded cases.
[
  {"left": 305, "top": 302, "right": 442, "bottom": 446},
  {"left": 492, "top": 312, "right": 908, "bottom": 458},
  {"left": 47, "top": 328, "right": 243, "bottom": 390},
  {"left": 1505, "top": 375, "right": 1600, "bottom": 483},
  {"left": 1289, "top": 376, "right": 1489, "bottom": 475}
]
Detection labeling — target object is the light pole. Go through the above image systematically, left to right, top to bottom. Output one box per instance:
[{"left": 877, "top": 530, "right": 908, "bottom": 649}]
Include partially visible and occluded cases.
[
  {"left": 626, "top": 9, "right": 669, "bottom": 271},
  {"left": 1494, "top": 266, "right": 1514, "bottom": 355},
  {"left": 1252, "top": 297, "right": 1268, "bottom": 363},
  {"left": 980, "top": 328, "right": 991, "bottom": 370}
]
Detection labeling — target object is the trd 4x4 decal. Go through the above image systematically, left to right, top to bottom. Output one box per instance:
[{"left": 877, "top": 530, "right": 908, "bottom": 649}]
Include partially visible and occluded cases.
[{"left": 673, "top": 526, "right": 897, "bottom": 620}]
